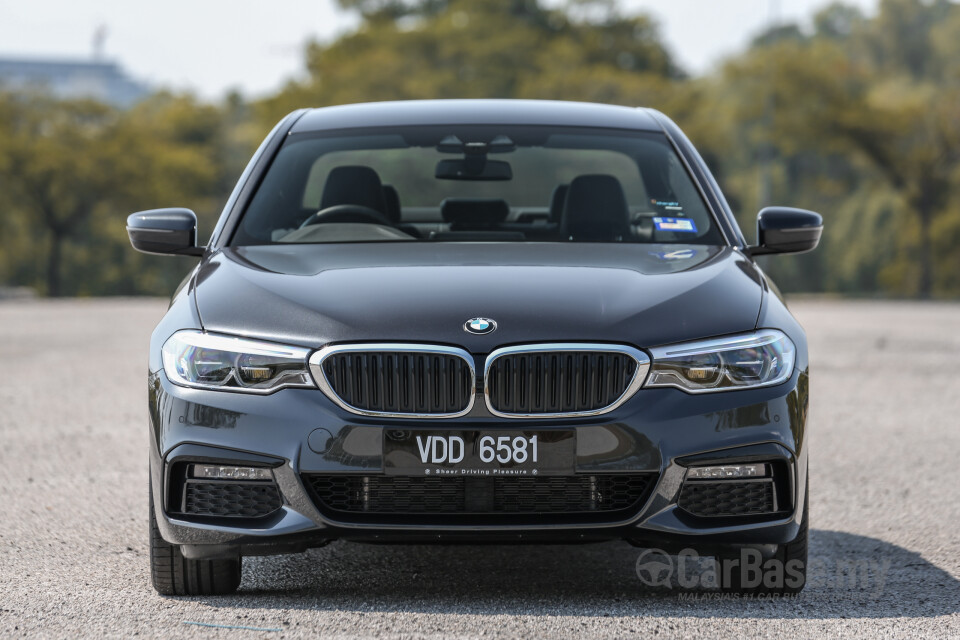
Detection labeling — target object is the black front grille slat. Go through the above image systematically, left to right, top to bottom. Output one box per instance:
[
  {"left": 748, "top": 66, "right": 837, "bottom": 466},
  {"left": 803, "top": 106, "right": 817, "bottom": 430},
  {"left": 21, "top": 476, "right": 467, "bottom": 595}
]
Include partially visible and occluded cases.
[
  {"left": 321, "top": 350, "right": 473, "bottom": 415},
  {"left": 488, "top": 350, "right": 638, "bottom": 415},
  {"left": 398, "top": 354, "right": 409, "bottom": 412},
  {"left": 588, "top": 354, "right": 599, "bottom": 407},
  {"left": 416, "top": 356, "right": 425, "bottom": 411},
  {"left": 303, "top": 474, "right": 656, "bottom": 517}
]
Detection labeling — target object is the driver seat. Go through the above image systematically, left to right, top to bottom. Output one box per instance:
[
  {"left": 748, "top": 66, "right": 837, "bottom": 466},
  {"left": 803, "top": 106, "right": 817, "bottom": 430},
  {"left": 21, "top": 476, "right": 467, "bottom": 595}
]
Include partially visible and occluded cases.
[{"left": 319, "top": 165, "right": 389, "bottom": 215}]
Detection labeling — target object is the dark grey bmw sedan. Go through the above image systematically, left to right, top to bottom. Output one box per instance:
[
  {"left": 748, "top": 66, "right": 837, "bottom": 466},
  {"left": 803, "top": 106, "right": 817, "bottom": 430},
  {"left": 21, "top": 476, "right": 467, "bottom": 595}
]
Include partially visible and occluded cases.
[{"left": 127, "top": 99, "right": 822, "bottom": 596}]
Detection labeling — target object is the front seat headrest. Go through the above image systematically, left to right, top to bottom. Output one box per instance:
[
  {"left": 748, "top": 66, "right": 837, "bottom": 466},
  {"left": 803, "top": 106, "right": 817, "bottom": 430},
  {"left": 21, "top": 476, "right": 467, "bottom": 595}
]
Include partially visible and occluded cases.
[
  {"left": 320, "top": 165, "right": 387, "bottom": 214},
  {"left": 563, "top": 174, "right": 631, "bottom": 241},
  {"left": 382, "top": 184, "right": 402, "bottom": 224},
  {"left": 549, "top": 184, "right": 568, "bottom": 223},
  {"left": 441, "top": 198, "right": 510, "bottom": 229}
]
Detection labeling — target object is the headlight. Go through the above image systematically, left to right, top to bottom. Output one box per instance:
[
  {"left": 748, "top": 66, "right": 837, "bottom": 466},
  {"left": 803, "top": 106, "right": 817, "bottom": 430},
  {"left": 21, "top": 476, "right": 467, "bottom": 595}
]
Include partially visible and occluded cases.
[
  {"left": 161, "top": 330, "right": 314, "bottom": 393},
  {"left": 644, "top": 330, "right": 796, "bottom": 393}
]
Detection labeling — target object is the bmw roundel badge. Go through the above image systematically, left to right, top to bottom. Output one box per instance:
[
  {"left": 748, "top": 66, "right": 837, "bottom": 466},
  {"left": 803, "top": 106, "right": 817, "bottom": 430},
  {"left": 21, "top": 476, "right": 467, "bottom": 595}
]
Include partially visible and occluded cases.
[{"left": 464, "top": 317, "right": 497, "bottom": 335}]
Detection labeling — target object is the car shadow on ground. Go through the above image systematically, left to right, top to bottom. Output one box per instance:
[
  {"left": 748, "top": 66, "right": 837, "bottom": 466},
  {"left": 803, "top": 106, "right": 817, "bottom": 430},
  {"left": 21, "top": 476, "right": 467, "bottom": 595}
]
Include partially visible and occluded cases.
[{"left": 193, "top": 529, "right": 959, "bottom": 619}]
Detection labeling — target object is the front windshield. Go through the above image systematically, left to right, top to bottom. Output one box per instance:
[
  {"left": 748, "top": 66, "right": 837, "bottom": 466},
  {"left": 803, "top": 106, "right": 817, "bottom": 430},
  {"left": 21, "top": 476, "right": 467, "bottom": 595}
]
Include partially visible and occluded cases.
[{"left": 231, "top": 125, "right": 725, "bottom": 246}]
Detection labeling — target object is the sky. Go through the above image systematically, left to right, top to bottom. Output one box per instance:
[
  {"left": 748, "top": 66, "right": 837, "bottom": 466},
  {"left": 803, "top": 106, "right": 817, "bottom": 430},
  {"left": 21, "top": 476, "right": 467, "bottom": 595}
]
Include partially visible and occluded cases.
[{"left": 0, "top": 0, "right": 879, "bottom": 100}]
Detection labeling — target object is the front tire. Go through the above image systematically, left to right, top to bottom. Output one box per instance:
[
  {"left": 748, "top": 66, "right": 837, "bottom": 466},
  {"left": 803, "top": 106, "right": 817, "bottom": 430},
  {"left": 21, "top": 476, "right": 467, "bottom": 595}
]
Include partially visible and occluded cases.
[{"left": 149, "top": 486, "right": 242, "bottom": 596}]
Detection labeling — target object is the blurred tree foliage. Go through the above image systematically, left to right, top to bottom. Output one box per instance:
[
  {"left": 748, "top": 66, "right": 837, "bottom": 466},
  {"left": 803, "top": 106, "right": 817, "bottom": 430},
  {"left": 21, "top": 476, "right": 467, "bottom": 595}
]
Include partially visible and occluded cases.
[
  {"left": 0, "top": 0, "right": 958, "bottom": 297},
  {"left": 257, "top": 0, "right": 682, "bottom": 123},
  {"left": 697, "top": 0, "right": 960, "bottom": 297},
  {"left": 0, "top": 92, "right": 234, "bottom": 295}
]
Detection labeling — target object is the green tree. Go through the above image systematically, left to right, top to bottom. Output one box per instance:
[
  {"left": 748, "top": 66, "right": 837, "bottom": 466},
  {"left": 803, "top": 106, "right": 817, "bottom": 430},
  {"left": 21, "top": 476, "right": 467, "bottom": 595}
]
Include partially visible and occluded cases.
[
  {"left": 259, "top": 0, "right": 680, "bottom": 124},
  {"left": 688, "top": 0, "right": 960, "bottom": 297},
  {"left": 0, "top": 92, "right": 224, "bottom": 296},
  {"left": 0, "top": 96, "right": 125, "bottom": 296}
]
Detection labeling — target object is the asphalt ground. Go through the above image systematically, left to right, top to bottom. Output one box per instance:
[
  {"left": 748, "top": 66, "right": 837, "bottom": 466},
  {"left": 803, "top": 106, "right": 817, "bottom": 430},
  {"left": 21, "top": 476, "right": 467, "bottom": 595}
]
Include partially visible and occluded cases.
[{"left": 1, "top": 298, "right": 958, "bottom": 639}]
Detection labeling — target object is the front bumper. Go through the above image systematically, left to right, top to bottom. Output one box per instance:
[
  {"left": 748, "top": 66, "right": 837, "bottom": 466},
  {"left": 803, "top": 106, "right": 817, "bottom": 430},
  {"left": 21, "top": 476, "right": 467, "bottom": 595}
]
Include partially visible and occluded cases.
[{"left": 149, "top": 366, "right": 809, "bottom": 555}]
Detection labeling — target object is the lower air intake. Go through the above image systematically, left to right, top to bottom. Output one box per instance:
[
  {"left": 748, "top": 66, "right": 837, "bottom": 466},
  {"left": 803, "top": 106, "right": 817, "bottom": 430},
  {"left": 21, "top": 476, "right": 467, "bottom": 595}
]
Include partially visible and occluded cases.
[{"left": 302, "top": 474, "right": 657, "bottom": 525}]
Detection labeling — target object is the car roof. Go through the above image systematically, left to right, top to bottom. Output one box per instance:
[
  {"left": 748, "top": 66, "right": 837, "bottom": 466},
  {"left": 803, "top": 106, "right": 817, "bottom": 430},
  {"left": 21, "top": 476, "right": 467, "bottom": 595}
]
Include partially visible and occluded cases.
[{"left": 290, "top": 99, "right": 662, "bottom": 134}]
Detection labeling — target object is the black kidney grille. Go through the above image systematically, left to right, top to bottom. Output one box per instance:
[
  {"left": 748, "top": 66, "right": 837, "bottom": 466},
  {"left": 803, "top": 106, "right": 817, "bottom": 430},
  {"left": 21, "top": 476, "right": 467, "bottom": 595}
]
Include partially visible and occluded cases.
[
  {"left": 321, "top": 351, "right": 473, "bottom": 414},
  {"left": 487, "top": 351, "right": 638, "bottom": 414},
  {"left": 303, "top": 474, "right": 655, "bottom": 515},
  {"left": 678, "top": 480, "right": 776, "bottom": 517},
  {"left": 182, "top": 481, "right": 282, "bottom": 518}
]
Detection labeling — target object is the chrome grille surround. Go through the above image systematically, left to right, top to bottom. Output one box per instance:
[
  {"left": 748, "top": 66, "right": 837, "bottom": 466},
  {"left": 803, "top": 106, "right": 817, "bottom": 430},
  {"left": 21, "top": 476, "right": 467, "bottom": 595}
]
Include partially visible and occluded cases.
[
  {"left": 309, "top": 343, "right": 476, "bottom": 418},
  {"left": 483, "top": 343, "right": 650, "bottom": 418}
]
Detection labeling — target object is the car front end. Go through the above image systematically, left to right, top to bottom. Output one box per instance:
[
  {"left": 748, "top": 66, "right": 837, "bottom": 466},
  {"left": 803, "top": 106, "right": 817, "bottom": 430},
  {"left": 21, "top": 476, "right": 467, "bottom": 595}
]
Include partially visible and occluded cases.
[{"left": 130, "top": 99, "right": 821, "bottom": 595}]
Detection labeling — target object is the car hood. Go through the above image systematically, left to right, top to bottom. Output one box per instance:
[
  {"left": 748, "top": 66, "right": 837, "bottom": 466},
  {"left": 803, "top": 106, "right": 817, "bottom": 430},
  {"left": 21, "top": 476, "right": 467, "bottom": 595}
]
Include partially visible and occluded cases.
[{"left": 193, "top": 243, "right": 764, "bottom": 352}]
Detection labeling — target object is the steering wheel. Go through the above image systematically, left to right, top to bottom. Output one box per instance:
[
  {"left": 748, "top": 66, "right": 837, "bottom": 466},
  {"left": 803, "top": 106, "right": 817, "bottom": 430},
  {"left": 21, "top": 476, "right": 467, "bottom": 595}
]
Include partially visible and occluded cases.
[{"left": 299, "top": 204, "right": 392, "bottom": 229}]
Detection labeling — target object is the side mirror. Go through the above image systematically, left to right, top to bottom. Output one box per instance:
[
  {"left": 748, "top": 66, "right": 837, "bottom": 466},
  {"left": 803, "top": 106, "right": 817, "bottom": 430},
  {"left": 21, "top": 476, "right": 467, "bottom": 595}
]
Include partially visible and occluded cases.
[
  {"left": 747, "top": 207, "right": 823, "bottom": 256},
  {"left": 126, "top": 208, "right": 205, "bottom": 256}
]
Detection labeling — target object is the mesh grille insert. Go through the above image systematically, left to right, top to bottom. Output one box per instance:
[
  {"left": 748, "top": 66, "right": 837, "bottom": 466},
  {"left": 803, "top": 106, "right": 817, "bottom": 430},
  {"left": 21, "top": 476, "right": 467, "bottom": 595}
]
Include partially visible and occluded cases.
[
  {"left": 678, "top": 480, "right": 777, "bottom": 517},
  {"left": 182, "top": 481, "right": 282, "bottom": 518}
]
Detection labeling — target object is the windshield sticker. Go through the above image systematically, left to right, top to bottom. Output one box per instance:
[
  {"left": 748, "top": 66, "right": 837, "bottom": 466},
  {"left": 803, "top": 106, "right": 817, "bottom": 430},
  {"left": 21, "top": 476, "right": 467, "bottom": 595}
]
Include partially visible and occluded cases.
[
  {"left": 652, "top": 199, "right": 684, "bottom": 212},
  {"left": 653, "top": 217, "right": 698, "bottom": 233},
  {"left": 650, "top": 249, "right": 698, "bottom": 260}
]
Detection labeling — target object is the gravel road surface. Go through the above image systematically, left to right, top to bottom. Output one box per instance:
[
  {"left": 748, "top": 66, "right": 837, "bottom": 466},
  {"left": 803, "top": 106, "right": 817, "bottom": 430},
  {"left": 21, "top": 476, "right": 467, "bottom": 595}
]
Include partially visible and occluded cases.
[{"left": 1, "top": 298, "right": 958, "bottom": 638}]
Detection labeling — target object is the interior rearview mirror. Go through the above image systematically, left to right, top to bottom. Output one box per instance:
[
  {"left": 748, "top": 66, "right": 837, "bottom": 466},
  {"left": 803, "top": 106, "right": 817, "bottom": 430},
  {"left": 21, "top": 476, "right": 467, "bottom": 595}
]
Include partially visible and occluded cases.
[
  {"left": 435, "top": 158, "right": 513, "bottom": 181},
  {"left": 747, "top": 207, "right": 823, "bottom": 256},
  {"left": 126, "top": 208, "right": 205, "bottom": 256}
]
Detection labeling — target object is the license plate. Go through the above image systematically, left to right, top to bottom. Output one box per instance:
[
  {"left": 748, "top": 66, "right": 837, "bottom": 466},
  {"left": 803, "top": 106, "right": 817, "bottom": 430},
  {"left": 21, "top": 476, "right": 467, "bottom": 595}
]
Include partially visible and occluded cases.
[{"left": 383, "top": 430, "right": 576, "bottom": 476}]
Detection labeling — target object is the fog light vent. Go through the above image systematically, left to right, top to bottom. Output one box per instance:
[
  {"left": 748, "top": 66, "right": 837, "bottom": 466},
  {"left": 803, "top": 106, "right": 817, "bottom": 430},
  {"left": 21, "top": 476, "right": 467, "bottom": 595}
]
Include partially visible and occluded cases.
[
  {"left": 678, "top": 480, "right": 776, "bottom": 517},
  {"left": 182, "top": 481, "right": 282, "bottom": 518}
]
